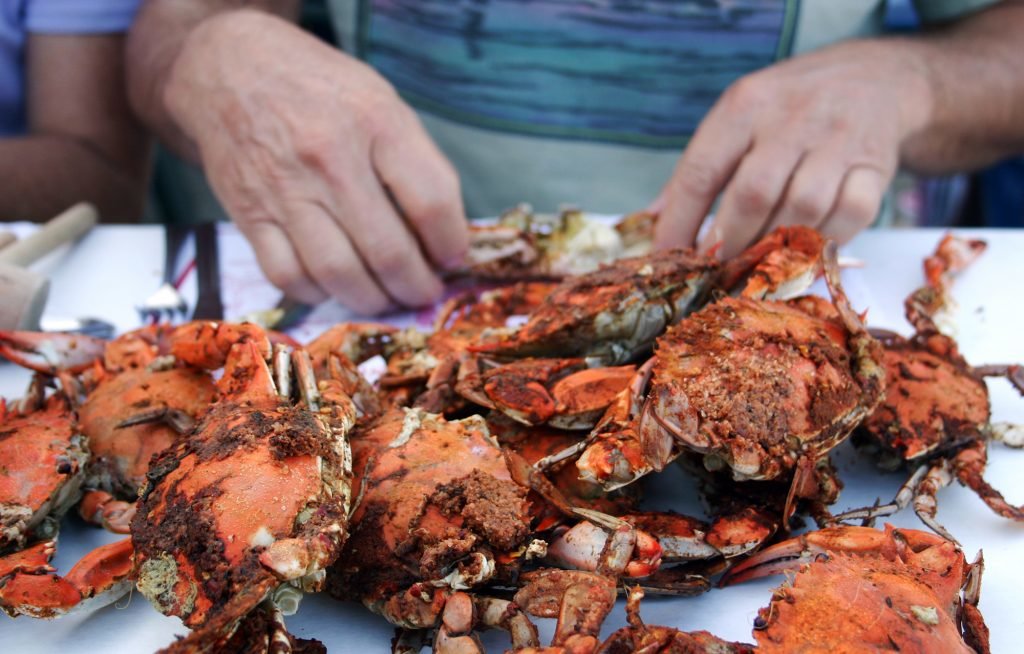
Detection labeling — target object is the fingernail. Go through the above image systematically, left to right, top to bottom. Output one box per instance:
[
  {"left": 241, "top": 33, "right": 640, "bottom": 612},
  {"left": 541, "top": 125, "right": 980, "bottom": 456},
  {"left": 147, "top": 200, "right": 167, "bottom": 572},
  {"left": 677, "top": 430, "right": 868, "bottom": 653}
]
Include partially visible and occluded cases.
[
  {"left": 697, "top": 224, "right": 721, "bottom": 255},
  {"left": 442, "top": 250, "right": 468, "bottom": 271}
]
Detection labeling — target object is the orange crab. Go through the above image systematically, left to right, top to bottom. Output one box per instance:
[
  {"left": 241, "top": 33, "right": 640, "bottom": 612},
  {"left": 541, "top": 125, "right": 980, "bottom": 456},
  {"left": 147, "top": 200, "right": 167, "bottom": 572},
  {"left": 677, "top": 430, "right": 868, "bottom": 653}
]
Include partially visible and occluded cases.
[
  {"left": 471, "top": 225, "right": 824, "bottom": 367},
  {"left": 834, "top": 235, "right": 1024, "bottom": 539},
  {"left": 577, "top": 242, "right": 883, "bottom": 524},
  {"left": 381, "top": 282, "right": 557, "bottom": 412},
  {"left": 0, "top": 325, "right": 219, "bottom": 533},
  {"left": 131, "top": 326, "right": 356, "bottom": 643},
  {"left": 455, "top": 356, "right": 636, "bottom": 429},
  {"left": 0, "top": 380, "right": 133, "bottom": 618},
  {"left": 326, "top": 405, "right": 666, "bottom": 644},
  {"left": 723, "top": 524, "right": 989, "bottom": 654},
  {"left": 598, "top": 525, "right": 988, "bottom": 654}
]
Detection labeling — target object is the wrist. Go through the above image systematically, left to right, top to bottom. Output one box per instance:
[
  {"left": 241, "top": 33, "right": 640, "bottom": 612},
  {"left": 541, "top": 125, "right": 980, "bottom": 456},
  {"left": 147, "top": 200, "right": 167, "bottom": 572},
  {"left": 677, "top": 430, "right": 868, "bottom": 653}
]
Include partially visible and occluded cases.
[
  {"left": 164, "top": 9, "right": 286, "bottom": 145},
  {"left": 890, "top": 38, "right": 937, "bottom": 145}
]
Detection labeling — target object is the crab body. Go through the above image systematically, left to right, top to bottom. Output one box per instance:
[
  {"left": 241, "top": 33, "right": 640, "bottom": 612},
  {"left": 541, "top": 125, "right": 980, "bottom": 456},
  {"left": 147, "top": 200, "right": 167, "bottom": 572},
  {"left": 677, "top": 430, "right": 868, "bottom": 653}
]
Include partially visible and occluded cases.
[
  {"left": 836, "top": 235, "right": 1024, "bottom": 538},
  {"left": 626, "top": 242, "right": 883, "bottom": 520},
  {"left": 131, "top": 335, "right": 355, "bottom": 633},
  {"left": 0, "top": 389, "right": 87, "bottom": 551},
  {"left": 725, "top": 524, "right": 989, "bottom": 654}
]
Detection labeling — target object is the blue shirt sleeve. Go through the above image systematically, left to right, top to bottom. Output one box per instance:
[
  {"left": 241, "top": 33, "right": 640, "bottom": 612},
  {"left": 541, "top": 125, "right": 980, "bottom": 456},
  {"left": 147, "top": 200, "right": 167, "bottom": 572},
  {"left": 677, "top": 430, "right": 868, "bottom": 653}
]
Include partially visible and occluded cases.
[{"left": 24, "top": 0, "right": 143, "bottom": 34}]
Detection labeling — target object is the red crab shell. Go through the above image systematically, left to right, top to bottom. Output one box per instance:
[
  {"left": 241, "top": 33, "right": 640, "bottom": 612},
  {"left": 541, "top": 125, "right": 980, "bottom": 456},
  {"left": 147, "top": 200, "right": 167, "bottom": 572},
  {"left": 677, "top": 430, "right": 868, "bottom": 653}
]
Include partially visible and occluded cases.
[
  {"left": 643, "top": 294, "right": 870, "bottom": 481},
  {"left": 131, "top": 341, "right": 354, "bottom": 628},
  {"left": 0, "top": 394, "right": 87, "bottom": 551},
  {"left": 330, "top": 408, "right": 533, "bottom": 615},
  {"left": 726, "top": 525, "right": 988, "bottom": 654}
]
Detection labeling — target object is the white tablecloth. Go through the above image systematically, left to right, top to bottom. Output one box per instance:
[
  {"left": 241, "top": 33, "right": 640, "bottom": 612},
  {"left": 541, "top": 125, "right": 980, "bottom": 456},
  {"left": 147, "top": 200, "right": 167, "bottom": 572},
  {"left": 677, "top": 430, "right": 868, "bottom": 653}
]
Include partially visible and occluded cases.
[{"left": 2, "top": 225, "right": 1023, "bottom": 652}]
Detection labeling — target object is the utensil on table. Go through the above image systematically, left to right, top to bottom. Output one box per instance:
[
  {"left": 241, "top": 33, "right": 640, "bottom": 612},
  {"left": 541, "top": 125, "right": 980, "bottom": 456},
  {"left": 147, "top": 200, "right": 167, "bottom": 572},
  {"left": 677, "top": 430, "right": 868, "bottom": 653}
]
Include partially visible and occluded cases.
[
  {"left": 0, "top": 203, "right": 98, "bottom": 331},
  {"left": 192, "top": 222, "right": 224, "bottom": 321},
  {"left": 136, "top": 223, "right": 192, "bottom": 324},
  {"left": 243, "top": 295, "right": 314, "bottom": 331},
  {"left": 39, "top": 316, "right": 116, "bottom": 339}
]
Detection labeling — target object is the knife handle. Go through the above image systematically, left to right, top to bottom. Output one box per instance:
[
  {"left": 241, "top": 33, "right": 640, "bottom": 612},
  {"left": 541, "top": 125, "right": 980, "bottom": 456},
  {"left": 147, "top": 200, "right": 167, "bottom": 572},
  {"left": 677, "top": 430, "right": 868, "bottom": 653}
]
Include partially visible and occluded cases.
[{"left": 0, "top": 203, "right": 98, "bottom": 267}]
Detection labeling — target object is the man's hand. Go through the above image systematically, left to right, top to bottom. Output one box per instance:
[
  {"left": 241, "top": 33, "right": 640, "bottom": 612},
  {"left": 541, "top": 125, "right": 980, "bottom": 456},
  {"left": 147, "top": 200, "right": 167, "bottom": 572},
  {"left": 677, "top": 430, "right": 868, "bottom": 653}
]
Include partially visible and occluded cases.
[
  {"left": 164, "top": 10, "right": 468, "bottom": 313},
  {"left": 654, "top": 39, "right": 933, "bottom": 259}
]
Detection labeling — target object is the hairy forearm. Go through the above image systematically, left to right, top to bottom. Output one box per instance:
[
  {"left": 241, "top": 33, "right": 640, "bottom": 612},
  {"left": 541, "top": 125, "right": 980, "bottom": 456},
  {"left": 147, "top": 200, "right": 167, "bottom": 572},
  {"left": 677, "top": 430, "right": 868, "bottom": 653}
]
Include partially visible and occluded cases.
[
  {"left": 125, "top": 0, "right": 299, "bottom": 161},
  {"left": 898, "top": 1, "right": 1024, "bottom": 173},
  {"left": 0, "top": 137, "right": 147, "bottom": 222}
]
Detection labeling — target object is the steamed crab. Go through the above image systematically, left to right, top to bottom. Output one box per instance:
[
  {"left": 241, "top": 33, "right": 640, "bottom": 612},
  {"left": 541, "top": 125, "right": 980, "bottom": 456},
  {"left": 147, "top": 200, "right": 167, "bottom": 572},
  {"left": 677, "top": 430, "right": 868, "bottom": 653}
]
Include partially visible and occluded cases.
[
  {"left": 464, "top": 205, "right": 654, "bottom": 281},
  {"left": 472, "top": 225, "right": 824, "bottom": 367},
  {"left": 834, "top": 235, "right": 1024, "bottom": 539},
  {"left": 572, "top": 241, "right": 884, "bottom": 527},
  {"left": 130, "top": 324, "right": 356, "bottom": 645},
  {"left": 0, "top": 325, "right": 222, "bottom": 532},
  {"left": 455, "top": 356, "right": 636, "bottom": 429},
  {"left": 0, "top": 379, "right": 133, "bottom": 618},
  {"left": 326, "top": 403, "right": 675, "bottom": 646},
  {"left": 722, "top": 524, "right": 989, "bottom": 653}
]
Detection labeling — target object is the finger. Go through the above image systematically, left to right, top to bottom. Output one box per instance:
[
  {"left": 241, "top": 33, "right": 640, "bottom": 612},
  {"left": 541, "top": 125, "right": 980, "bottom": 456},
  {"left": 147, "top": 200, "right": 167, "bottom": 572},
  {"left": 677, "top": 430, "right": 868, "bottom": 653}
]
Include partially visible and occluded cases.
[
  {"left": 654, "top": 100, "right": 755, "bottom": 250},
  {"left": 373, "top": 107, "right": 469, "bottom": 270},
  {"left": 704, "top": 142, "right": 804, "bottom": 259},
  {"left": 765, "top": 147, "right": 847, "bottom": 233},
  {"left": 327, "top": 161, "right": 444, "bottom": 308},
  {"left": 819, "top": 166, "right": 888, "bottom": 245},
  {"left": 282, "top": 201, "right": 393, "bottom": 315},
  {"left": 240, "top": 220, "right": 327, "bottom": 305}
]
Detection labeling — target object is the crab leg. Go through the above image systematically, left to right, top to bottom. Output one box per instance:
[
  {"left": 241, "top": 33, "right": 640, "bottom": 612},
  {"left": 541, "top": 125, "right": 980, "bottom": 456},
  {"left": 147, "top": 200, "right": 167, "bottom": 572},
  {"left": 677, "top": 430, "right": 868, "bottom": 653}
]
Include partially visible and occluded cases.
[
  {"left": 0, "top": 331, "right": 107, "bottom": 374},
  {"left": 832, "top": 461, "right": 960, "bottom": 542},
  {"left": 78, "top": 490, "right": 136, "bottom": 534},
  {"left": 544, "top": 509, "right": 663, "bottom": 578},
  {"left": 722, "top": 524, "right": 948, "bottom": 586},
  {"left": 0, "top": 537, "right": 133, "bottom": 618},
  {"left": 513, "top": 569, "right": 618, "bottom": 654}
]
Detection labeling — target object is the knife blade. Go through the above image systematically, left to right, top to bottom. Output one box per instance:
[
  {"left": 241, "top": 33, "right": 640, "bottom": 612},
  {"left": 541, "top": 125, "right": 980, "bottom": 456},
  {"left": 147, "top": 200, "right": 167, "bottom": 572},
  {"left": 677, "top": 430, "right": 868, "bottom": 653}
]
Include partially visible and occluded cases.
[{"left": 192, "top": 222, "right": 224, "bottom": 321}]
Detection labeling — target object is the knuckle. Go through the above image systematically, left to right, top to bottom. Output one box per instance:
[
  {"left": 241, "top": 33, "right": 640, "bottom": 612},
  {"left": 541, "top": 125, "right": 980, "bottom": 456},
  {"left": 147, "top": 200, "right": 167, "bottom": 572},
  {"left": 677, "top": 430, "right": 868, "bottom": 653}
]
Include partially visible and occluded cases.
[
  {"left": 723, "top": 74, "right": 766, "bottom": 112},
  {"left": 733, "top": 177, "right": 775, "bottom": 214},
  {"left": 842, "top": 186, "right": 880, "bottom": 224},
  {"left": 788, "top": 189, "right": 829, "bottom": 224},
  {"left": 369, "top": 242, "right": 409, "bottom": 278},
  {"left": 309, "top": 255, "right": 358, "bottom": 286}
]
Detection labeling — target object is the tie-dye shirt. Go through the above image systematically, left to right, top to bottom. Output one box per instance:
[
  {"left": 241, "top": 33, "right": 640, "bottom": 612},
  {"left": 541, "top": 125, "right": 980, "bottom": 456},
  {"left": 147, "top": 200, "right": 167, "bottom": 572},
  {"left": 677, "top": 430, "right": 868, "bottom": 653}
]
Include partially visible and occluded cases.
[{"left": 327, "top": 0, "right": 997, "bottom": 216}]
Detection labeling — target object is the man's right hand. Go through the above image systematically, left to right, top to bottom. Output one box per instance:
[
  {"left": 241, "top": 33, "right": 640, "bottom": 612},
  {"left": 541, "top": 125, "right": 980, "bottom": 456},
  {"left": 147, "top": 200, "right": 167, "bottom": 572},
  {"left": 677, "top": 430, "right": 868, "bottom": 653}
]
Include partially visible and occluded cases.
[{"left": 164, "top": 9, "right": 468, "bottom": 314}]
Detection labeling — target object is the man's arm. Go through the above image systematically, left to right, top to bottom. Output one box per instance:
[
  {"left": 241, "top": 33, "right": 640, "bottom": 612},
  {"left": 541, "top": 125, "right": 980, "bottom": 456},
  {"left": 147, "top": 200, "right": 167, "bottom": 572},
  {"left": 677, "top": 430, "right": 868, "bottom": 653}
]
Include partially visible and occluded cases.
[
  {"left": 126, "top": 0, "right": 300, "bottom": 161},
  {"left": 655, "top": 1, "right": 1024, "bottom": 258},
  {"left": 901, "top": 1, "right": 1024, "bottom": 173},
  {"left": 125, "top": 2, "right": 468, "bottom": 314},
  {"left": 1, "top": 34, "right": 149, "bottom": 222}
]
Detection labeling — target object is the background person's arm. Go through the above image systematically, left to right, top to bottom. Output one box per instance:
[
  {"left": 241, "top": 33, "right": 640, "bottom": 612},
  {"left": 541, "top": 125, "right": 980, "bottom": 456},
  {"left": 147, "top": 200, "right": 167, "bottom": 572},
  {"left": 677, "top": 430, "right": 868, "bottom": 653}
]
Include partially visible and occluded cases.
[
  {"left": 655, "top": 1, "right": 1024, "bottom": 258},
  {"left": 1, "top": 34, "right": 149, "bottom": 222}
]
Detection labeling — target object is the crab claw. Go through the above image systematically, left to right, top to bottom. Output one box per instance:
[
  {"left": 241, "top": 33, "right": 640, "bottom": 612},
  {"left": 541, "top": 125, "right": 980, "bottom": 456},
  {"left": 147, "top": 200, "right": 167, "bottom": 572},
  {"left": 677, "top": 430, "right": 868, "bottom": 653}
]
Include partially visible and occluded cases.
[
  {"left": 0, "top": 331, "right": 107, "bottom": 374},
  {"left": 721, "top": 524, "right": 949, "bottom": 587},
  {"left": 0, "top": 538, "right": 133, "bottom": 618}
]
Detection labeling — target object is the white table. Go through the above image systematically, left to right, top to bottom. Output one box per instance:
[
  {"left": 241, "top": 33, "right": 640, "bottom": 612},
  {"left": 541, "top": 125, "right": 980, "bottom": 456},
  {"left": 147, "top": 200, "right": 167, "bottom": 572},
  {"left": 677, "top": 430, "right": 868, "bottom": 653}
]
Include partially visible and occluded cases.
[{"left": 2, "top": 225, "right": 1023, "bottom": 653}]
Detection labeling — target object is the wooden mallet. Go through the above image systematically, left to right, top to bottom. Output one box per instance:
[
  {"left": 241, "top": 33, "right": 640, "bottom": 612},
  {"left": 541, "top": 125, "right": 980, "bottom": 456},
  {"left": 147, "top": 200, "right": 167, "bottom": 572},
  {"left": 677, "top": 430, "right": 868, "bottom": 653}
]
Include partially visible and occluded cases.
[{"left": 0, "top": 203, "right": 99, "bottom": 330}]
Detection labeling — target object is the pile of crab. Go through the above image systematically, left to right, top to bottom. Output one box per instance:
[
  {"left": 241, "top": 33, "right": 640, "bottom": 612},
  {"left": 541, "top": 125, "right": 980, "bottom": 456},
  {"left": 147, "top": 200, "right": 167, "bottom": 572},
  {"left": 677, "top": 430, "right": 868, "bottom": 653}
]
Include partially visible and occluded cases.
[{"left": 1, "top": 209, "right": 1020, "bottom": 654}]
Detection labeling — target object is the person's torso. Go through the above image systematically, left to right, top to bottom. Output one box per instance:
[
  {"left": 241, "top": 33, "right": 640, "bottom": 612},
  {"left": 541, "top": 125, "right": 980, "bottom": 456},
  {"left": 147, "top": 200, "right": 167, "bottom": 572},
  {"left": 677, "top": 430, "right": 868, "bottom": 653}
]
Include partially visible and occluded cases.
[{"left": 323, "top": 1, "right": 903, "bottom": 215}]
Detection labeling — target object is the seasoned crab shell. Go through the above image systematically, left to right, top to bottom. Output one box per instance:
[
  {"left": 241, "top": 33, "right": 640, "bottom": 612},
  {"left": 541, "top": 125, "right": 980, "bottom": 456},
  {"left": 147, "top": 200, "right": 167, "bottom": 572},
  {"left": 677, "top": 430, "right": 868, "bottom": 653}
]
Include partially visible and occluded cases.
[
  {"left": 131, "top": 342, "right": 354, "bottom": 628},
  {"left": 0, "top": 394, "right": 87, "bottom": 551},
  {"left": 329, "top": 408, "right": 532, "bottom": 615}
]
